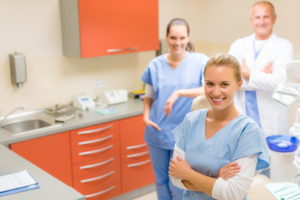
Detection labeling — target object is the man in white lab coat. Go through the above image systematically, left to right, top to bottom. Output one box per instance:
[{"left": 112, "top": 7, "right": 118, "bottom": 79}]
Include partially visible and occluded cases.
[{"left": 228, "top": 1, "right": 294, "bottom": 138}]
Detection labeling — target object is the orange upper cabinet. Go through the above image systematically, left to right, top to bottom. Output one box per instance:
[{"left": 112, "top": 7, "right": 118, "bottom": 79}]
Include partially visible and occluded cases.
[{"left": 60, "top": 0, "right": 159, "bottom": 58}]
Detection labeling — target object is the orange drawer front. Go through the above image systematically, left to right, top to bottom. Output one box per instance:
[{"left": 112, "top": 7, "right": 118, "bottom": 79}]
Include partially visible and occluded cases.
[
  {"left": 70, "top": 121, "right": 119, "bottom": 141},
  {"left": 71, "top": 130, "right": 119, "bottom": 152},
  {"left": 72, "top": 140, "right": 120, "bottom": 165},
  {"left": 121, "top": 143, "right": 149, "bottom": 163},
  {"left": 73, "top": 153, "right": 120, "bottom": 179},
  {"left": 121, "top": 158, "right": 155, "bottom": 193},
  {"left": 74, "top": 165, "right": 121, "bottom": 194},
  {"left": 83, "top": 181, "right": 121, "bottom": 200}
]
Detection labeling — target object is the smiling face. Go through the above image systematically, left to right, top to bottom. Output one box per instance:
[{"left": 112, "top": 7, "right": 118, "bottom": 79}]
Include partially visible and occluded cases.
[
  {"left": 250, "top": 3, "right": 277, "bottom": 40},
  {"left": 166, "top": 25, "right": 189, "bottom": 57},
  {"left": 204, "top": 65, "right": 243, "bottom": 111}
]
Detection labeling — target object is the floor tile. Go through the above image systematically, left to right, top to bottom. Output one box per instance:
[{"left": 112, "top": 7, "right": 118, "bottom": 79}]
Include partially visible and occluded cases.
[{"left": 132, "top": 191, "right": 157, "bottom": 200}]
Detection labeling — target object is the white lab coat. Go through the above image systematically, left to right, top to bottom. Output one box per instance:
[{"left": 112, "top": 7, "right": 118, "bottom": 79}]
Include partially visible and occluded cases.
[{"left": 229, "top": 32, "right": 294, "bottom": 137}]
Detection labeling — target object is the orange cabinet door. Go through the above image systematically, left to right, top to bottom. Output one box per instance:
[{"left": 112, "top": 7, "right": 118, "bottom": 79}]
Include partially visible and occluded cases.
[
  {"left": 78, "top": 0, "right": 159, "bottom": 58},
  {"left": 120, "top": 115, "right": 147, "bottom": 163},
  {"left": 120, "top": 115, "right": 155, "bottom": 193},
  {"left": 70, "top": 121, "right": 119, "bottom": 141},
  {"left": 71, "top": 130, "right": 119, "bottom": 154},
  {"left": 10, "top": 132, "right": 73, "bottom": 187},
  {"left": 71, "top": 139, "right": 120, "bottom": 165},
  {"left": 72, "top": 153, "right": 120, "bottom": 179},
  {"left": 121, "top": 158, "right": 155, "bottom": 193},
  {"left": 73, "top": 165, "right": 121, "bottom": 194},
  {"left": 83, "top": 181, "right": 122, "bottom": 200}
]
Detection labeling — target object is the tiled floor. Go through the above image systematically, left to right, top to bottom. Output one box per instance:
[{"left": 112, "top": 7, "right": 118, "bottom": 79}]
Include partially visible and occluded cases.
[{"left": 132, "top": 191, "right": 157, "bottom": 200}]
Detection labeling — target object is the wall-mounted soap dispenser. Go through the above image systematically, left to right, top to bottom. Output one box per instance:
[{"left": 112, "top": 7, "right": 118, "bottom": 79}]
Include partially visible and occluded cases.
[{"left": 9, "top": 53, "right": 27, "bottom": 88}]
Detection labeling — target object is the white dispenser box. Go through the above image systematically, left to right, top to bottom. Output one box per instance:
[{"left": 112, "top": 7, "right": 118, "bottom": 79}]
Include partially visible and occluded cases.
[
  {"left": 9, "top": 53, "right": 27, "bottom": 88},
  {"left": 98, "top": 89, "right": 128, "bottom": 105},
  {"left": 73, "top": 95, "right": 95, "bottom": 110}
]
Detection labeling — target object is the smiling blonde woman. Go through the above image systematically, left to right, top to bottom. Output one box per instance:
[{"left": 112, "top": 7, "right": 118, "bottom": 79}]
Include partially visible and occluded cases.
[{"left": 168, "top": 54, "right": 269, "bottom": 200}]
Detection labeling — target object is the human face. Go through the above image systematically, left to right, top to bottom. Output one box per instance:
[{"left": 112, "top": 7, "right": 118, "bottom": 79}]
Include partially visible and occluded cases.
[
  {"left": 250, "top": 4, "right": 277, "bottom": 40},
  {"left": 166, "top": 25, "right": 189, "bottom": 57},
  {"left": 205, "top": 65, "right": 242, "bottom": 111}
]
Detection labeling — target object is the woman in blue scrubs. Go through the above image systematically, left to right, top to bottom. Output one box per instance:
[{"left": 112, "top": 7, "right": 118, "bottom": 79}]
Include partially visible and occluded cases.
[
  {"left": 141, "top": 19, "right": 240, "bottom": 200},
  {"left": 168, "top": 54, "right": 269, "bottom": 200}
]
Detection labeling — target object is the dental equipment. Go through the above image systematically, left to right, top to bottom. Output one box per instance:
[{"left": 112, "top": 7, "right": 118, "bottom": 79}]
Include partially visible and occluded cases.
[
  {"left": 272, "top": 61, "right": 300, "bottom": 181},
  {"left": 272, "top": 61, "right": 300, "bottom": 107}
]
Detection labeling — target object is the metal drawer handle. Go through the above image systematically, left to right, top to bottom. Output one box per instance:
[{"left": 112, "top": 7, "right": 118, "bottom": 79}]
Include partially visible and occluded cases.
[
  {"left": 107, "top": 47, "right": 138, "bottom": 53},
  {"left": 78, "top": 125, "right": 113, "bottom": 135},
  {"left": 78, "top": 135, "right": 113, "bottom": 145},
  {"left": 126, "top": 143, "right": 147, "bottom": 150},
  {"left": 79, "top": 145, "right": 113, "bottom": 156},
  {"left": 127, "top": 151, "right": 149, "bottom": 158},
  {"left": 80, "top": 158, "right": 114, "bottom": 169},
  {"left": 128, "top": 159, "right": 151, "bottom": 167},
  {"left": 81, "top": 171, "right": 114, "bottom": 183},
  {"left": 85, "top": 186, "right": 115, "bottom": 198}
]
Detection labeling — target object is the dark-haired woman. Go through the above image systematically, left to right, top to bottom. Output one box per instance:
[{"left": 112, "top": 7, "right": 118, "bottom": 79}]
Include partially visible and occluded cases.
[{"left": 141, "top": 19, "right": 239, "bottom": 200}]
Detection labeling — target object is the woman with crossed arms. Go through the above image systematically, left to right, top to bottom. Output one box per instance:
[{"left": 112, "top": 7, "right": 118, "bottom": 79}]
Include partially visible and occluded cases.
[{"left": 169, "top": 54, "right": 269, "bottom": 200}]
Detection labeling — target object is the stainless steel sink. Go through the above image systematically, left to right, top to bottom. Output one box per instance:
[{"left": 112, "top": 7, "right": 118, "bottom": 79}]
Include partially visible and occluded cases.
[{"left": 0, "top": 115, "right": 62, "bottom": 137}]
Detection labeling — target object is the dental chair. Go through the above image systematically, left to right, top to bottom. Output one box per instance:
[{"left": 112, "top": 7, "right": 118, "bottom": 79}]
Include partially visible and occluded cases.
[
  {"left": 191, "top": 95, "right": 275, "bottom": 200},
  {"left": 191, "top": 95, "right": 210, "bottom": 111}
]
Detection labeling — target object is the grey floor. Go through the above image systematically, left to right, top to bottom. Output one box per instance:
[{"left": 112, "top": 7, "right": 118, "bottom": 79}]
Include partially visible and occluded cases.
[{"left": 132, "top": 191, "right": 157, "bottom": 200}]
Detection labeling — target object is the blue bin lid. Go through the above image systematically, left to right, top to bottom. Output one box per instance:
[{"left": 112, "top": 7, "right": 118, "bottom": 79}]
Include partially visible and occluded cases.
[{"left": 266, "top": 135, "right": 300, "bottom": 153}]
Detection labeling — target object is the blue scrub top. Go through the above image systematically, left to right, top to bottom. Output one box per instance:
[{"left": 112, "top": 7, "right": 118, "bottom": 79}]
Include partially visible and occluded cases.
[
  {"left": 245, "top": 39, "right": 263, "bottom": 128},
  {"left": 141, "top": 52, "right": 209, "bottom": 150},
  {"left": 172, "top": 109, "right": 269, "bottom": 200}
]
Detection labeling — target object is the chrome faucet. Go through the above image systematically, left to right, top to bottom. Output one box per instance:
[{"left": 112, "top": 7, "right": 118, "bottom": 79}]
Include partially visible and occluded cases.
[{"left": 0, "top": 107, "right": 24, "bottom": 126}]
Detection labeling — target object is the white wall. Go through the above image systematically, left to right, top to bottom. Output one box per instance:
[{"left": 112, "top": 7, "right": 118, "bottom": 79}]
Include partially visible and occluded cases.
[
  {"left": 0, "top": 0, "right": 299, "bottom": 127},
  {"left": 0, "top": 0, "right": 63, "bottom": 61},
  {"left": 159, "top": 0, "right": 300, "bottom": 55}
]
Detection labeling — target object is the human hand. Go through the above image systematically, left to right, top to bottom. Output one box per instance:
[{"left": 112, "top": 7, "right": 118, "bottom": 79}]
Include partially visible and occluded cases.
[
  {"left": 241, "top": 58, "right": 251, "bottom": 80},
  {"left": 262, "top": 61, "right": 273, "bottom": 74},
  {"left": 163, "top": 92, "right": 179, "bottom": 117},
  {"left": 143, "top": 118, "right": 161, "bottom": 131},
  {"left": 168, "top": 156, "right": 192, "bottom": 180},
  {"left": 218, "top": 162, "right": 241, "bottom": 180}
]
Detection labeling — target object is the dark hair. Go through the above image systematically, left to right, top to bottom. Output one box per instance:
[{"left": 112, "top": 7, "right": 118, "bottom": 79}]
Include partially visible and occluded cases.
[{"left": 166, "top": 18, "right": 195, "bottom": 52}]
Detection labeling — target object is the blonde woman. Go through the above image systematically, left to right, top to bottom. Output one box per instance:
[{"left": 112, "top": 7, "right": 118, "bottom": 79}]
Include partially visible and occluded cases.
[{"left": 169, "top": 54, "right": 269, "bottom": 200}]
